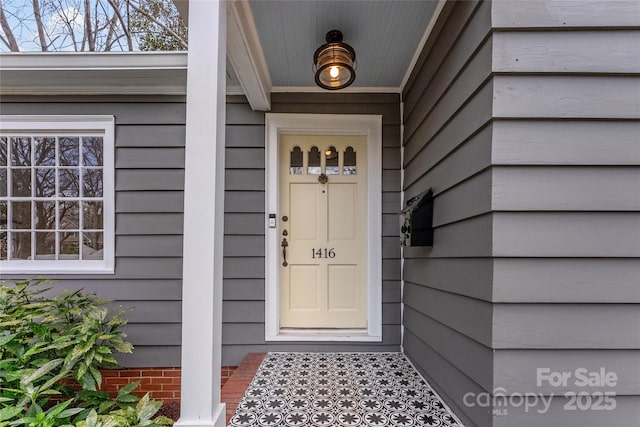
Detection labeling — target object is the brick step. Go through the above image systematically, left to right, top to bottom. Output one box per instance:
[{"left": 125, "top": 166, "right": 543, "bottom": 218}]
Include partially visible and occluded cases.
[{"left": 221, "top": 352, "right": 266, "bottom": 423}]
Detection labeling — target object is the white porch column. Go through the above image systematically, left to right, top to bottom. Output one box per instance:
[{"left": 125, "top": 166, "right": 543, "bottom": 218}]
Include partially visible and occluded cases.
[{"left": 176, "top": 0, "right": 226, "bottom": 426}]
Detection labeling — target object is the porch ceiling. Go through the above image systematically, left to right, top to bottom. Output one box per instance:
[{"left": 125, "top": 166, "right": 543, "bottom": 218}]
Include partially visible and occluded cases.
[{"left": 249, "top": 0, "right": 440, "bottom": 90}]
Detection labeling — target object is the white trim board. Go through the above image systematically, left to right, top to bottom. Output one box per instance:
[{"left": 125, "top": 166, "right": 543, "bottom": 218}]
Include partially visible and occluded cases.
[
  {"left": 226, "top": 0, "right": 272, "bottom": 111},
  {"left": 400, "top": 0, "right": 448, "bottom": 92},
  {"left": 0, "top": 52, "right": 188, "bottom": 96},
  {"left": 271, "top": 86, "right": 401, "bottom": 94},
  {"left": 264, "top": 113, "right": 383, "bottom": 343}
]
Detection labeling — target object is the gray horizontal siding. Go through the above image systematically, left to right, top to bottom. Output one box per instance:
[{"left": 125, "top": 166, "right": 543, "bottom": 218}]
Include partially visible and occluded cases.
[
  {"left": 403, "top": 0, "right": 488, "bottom": 116},
  {"left": 491, "top": 0, "right": 640, "bottom": 28},
  {"left": 400, "top": 2, "right": 495, "bottom": 426},
  {"left": 404, "top": 2, "right": 640, "bottom": 423},
  {"left": 485, "top": 2, "right": 640, "bottom": 426},
  {"left": 492, "top": 31, "right": 640, "bottom": 74},
  {"left": 493, "top": 76, "right": 640, "bottom": 119},
  {"left": 222, "top": 94, "right": 402, "bottom": 365},
  {"left": 0, "top": 96, "right": 186, "bottom": 368},
  {"left": 0, "top": 101, "right": 186, "bottom": 124},
  {"left": 492, "top": 120, "right": 640, "bottom": 165},
  {"left": 403, "top": 123, "right": 492, "bottom": 200},
  {"left": 116, "top": 125, "right": 185, "bottom": 147},
  {"left": 116, "top": 148, "right": 184, "bottom": 169},
  {"left": 492, "top": 167, "right": 640, "bottom": 211},
  {"left": 116, "top": 169, "right": 185, "bottom": 191},
  {"left": 493, "top": 212, "right": 640, "bottom": 257},
  {"left": 117, "top": 213, "right": 183, "bottom": 235},
  {"left": 402, "top": 214, "right": 493, "bottom": 259},
  {"left": 116, "top": 235, "right": 183, "bottom": 257},
  {"left": 403, "top": 258, "right": 493, "bottom": 302},
  {"left": 492, "top": 258, "right": 640, "bottom": 303},
  {"left": 41, "top": 279, "right": 182, "bottom": 301},
  {"left": 404, "top": 283, "right": 493, "bottom": 348},
  {"left": 493, "top": 304, "right": 640, "bottom": 349},
  {"left": 404, "top": 306, "right": 493, "bottom": 391},
  {"left": 404, "top": 329, "right": 490, "bottom": 427},
  {"left": 117, "top": 346, "right": 181, "bottom": 367},
  {"left": 494, "top": 350, "right": 640, "bottom": 395},
  {"left": 492, "top": 396, "right": 640, "bottom": 427}
]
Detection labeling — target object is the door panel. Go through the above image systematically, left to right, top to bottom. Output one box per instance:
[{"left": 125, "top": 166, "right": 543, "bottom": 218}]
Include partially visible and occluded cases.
[
  {"left": 279, "top": 134, "right": 367, "bottom": 328},
  {"left": 290, "top": 183, "right": 319, "bottom": 240},
  {"left": 328, "top": 184, "right": 357, "bottom": 240},
  {"left": 289, "top": 265, "right": 320, "bottom": 310},
  {"left": 328, "top": 265, "right": 358, "bottom": 310}
]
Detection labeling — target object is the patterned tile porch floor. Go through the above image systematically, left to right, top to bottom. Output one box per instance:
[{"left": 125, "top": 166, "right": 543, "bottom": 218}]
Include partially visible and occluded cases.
[{"left": 227, "top": 352, "right": 464, "bottom": 427}]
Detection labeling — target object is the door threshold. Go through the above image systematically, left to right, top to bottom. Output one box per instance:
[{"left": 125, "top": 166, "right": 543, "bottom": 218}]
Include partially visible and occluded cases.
[{"left": 267, "top": 328, "right": 382, "bottom": 342}]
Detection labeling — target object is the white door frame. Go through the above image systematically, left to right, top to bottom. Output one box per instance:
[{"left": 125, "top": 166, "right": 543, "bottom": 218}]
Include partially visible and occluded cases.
[{"left": 265, "top": 113, "right": 383, "bottom": 342}]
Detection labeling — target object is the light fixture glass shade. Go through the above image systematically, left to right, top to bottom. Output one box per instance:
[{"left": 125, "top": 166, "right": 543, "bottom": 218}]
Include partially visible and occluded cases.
[{"left": 313, "top": 30, "right": 356, "bottom": 90}]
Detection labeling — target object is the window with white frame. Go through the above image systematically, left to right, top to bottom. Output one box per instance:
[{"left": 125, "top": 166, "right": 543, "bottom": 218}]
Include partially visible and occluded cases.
[{"left": 0, "top": 116, "right": 114, "bottom": 274}]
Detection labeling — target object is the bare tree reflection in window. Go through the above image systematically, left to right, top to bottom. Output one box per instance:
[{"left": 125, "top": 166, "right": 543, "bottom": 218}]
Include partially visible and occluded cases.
[
  {"left": 11, "top": 137, "right": 31, "bottom": 166},
  {"left": 11, "top": 137, "right": 32, "bottom": 197},
  {"left": 34, "top": 137, "right": 56, "bottom": 166},
  {"left": 59, "top": 137, "right": 79, "bottom": 166},
  {"left": 82, "top": 137, "right": 103, "bottom": 166},
  {"left": 0, "top": 138, "right": 6, "bottom": 198},
  {"left": 0, "top": 138, "right": 7, "bottom": 166},
  {"left": 290, "top": 146, "right": 303, "bottom": 175},
  {"left": 308, "top": 146, "right": 321, "bottom": 175},
  {"left": 325, "top": 146, "right": 339, "bottom": 174},
  {"left": 344, "top": 146, "right": 357, "bottom": 175},
  {"left": 35, "top": 168, "right": 55, "bottom": 197},
  {"left": 0, "top": 169, "right": 6, "bottom": 197},
  {"left": 11, "top": 169, "right": 31, "bottom": 197},
  {"left": 83, "top": 169, "right": 103, "bottom": 197},
  {"left": 59, "top": 170, "right": 80, "bottom": 197},
  {"left": 35, "top": 201, "right": 56, "bottom": 258},
  {"left": 35, "top": 201, "right": 56, "bottom": 230},
  {"left": 59, "top": 201, "right": 79, "bottom": 231},
  {"left": 82, "top": 201, "right": 103, "bottom": 259},
  {"left": 83, "top": 201, "right": 103, "bottom": 230},
  {"left": 0, "top": 202, "right": 6, "bottom": 260},
  {"left": 10, "top": 202, "right": 32, "bottom": 259},
  {"left": 11, "top": 202, "right": 31, "bottom": 230},
  {"left": 59, "top": 231, "right": 79, "bottom": 260},
  {"left": 11, "top": 232, "right": 31, "bottom": 260},
  {"left": 35, "top": 232, "right": 56, "bottom": 259}
]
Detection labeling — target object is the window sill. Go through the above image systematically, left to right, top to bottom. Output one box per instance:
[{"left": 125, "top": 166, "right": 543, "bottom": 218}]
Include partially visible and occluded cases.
[{"left": 0, "top": 261, "right": 114, "bottom": 275}]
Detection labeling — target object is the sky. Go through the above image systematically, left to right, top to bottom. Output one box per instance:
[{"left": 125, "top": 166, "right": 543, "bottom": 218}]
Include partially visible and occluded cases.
[{"left": 1, "top": 0, "right": 135, "bottom": 52}]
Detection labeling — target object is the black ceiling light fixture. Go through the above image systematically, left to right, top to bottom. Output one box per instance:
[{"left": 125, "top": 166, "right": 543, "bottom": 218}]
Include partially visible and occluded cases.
[{"left": 313, "top": 30, "right": 356, "bottom": 90}]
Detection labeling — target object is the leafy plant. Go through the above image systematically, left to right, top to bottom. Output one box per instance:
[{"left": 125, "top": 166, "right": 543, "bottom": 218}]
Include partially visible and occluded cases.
[
  {"left": 0, "top": 279, "right": 172, "bottom": 426},
  {"left": 76, "top": 381, "right": 141, "bottom": 419},
  {"left": 77, "top": 395, "right": 173, "bottom": 427},
  {"left": 18, "top": 399, "right": 82, "bottom": 427}
]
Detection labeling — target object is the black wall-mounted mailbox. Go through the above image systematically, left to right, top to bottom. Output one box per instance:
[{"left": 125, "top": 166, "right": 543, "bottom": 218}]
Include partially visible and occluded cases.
[{"left": 400, "top": 188, "right": 434, "bottom": 247}]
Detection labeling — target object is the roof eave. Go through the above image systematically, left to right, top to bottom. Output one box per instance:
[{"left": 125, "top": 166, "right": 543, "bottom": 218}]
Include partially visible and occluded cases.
[{"left": 0, "top": 52, "right": 188, "bottom": 96}]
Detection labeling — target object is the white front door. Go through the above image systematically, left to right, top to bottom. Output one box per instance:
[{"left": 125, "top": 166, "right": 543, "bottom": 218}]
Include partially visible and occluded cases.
[{"left": 278, "top": 134, "right": 367, "bottom": 328}]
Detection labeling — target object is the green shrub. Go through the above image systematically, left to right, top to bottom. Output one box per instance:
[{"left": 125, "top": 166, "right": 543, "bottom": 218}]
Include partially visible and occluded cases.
[{"left": 0, "top": 279, "right": 172, "bottom": 426}]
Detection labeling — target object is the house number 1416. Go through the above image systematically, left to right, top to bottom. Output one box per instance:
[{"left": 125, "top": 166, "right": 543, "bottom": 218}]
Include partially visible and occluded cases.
[{"left": 312, "top": 248, "right": 336, "bottom": 258}]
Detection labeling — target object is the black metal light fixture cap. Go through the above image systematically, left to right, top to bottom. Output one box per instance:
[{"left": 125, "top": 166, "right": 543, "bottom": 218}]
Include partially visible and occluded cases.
[
  {"left": 313, "top": 30, "right": 356, "bottom": 90},
  {"left": 325, "top": 30, "right": 345, "bottom": 44}
]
